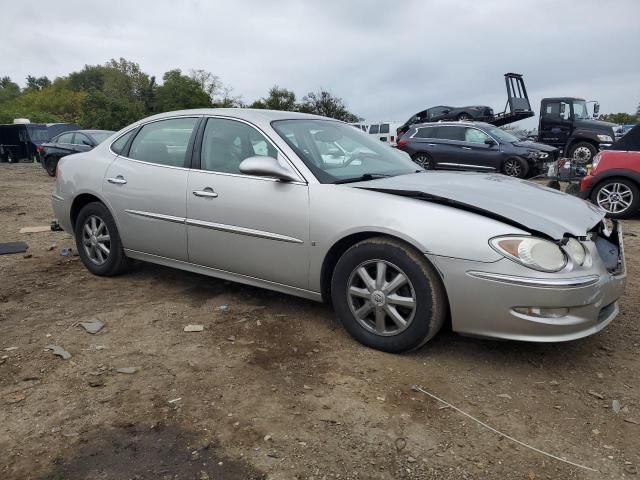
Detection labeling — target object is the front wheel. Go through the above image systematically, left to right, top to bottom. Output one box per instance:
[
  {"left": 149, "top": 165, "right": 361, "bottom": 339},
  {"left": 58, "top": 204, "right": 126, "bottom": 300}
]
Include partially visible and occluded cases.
[
  {"left": 568, "top": 142, "right": 597, "bottom": 165},
  {"left": 412, "top": 152, "right": 434, "bottom": 169},
  {"left": 45, "top": 157, "right": 57, "bottom": 177},
  {"left": 502, "top": 157, "right": 529, "bottom": 178},
  {"left": 591, "top": 178, "right": 639, "bottom": 219},
  {"left": 75, "top": 202, "right": 129, "bottom": 276},
  {"left": 331, "top": 237, "right": 447, "bottom": 353}
]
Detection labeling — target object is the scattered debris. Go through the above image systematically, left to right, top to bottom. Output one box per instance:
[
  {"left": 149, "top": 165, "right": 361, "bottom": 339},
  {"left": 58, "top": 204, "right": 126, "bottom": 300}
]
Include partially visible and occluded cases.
[
  {"left": 50, "top": 220, "right": 63, "bottom": 232},
  {"left": 19, "top": 226, "right": 50, "bottom": 233},
  {"left": 0, "top": 241, "right": 28, "bottom": 255},
  {"left": 47, "top": 244, "right": 57, "bottom": 251},
  {"left": 60, "top": 247, "right": 72, "bottom": 257},
  {"left": 23, "top": 253, "right": 32, "bottom": 259},
  {"left": 217, "top": 305, "right": 229, "bottom": 311},
  {"left": 80, "top": 319, "right": 105, "bottom": 334},
  {"left": 184, "top": 324, "right": 204, "bottom": 332},
  {"left": 227, "top": 336, "right": 236, "bottom": 342},
  {"left": 45, "top": 345, "right": 71, "bottom": 360},
  {"left": 4, "top": 347, "right": 18, "bottom": 352},
  {"left": 116, "top": 367, "right": 139, "bottom": 374},
  {"left": 88, "top": 379, "right": 105, "bottom": 388},
  {"left": 549, "top": 380, "right": 560, "bottom": 386},
  {"left": 412, "top": 385, "right": 598, "bottom": 473},
  {"left": 588, "top": 390, "right": 605, "bottom": 400},
  {"left": 5, "top": 393, "right": 26, "bottom": 404},
  {"left": 497, "top": 393, "right": 512, "bottom": 400},
  {"left": 168, "top": 397, "right": 182, "bottom": 404},
  {"left": 612, "top": 400, "right": 622, "bottom": 414},
  {"left": 624, "top": 418, "right": 640, "bottom": 425},
  {"left": 264, "top": 435, "right": 272, "bottom": 442},
  {"left": 395, "top": 438, "right": 407, "bottom": 452}
]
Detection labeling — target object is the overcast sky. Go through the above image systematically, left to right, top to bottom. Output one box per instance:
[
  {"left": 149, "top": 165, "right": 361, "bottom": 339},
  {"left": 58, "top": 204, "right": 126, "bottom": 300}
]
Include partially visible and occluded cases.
[{"left": 2, "top": 0, "right": 639, "bottom": 127}]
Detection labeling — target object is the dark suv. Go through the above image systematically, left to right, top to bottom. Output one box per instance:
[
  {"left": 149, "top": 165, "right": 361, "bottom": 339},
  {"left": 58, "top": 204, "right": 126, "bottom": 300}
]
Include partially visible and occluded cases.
[{"left": 396, "top": 121, "right": 558, "bottom": 178}]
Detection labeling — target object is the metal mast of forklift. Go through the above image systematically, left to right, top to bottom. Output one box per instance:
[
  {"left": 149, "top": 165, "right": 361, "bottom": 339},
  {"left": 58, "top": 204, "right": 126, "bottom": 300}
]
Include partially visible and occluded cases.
[{"left": 489, "top": 73, "right": 535, "bottom": 127}]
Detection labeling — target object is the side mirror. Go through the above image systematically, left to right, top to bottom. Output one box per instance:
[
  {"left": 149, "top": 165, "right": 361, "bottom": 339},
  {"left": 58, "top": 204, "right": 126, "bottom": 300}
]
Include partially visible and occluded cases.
[
  {"left": 593, "top": 102, "right": 600, "bottom": 117},
  {"left": 484, "top": 138, "right": 497, "bottom": 146},
  {"left": 239, "top": 155, "right": 300, "bottom": 182}
]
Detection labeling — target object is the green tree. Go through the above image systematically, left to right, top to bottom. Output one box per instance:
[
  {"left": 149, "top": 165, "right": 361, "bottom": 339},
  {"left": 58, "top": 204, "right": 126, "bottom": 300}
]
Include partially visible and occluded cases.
[
  {"left": 154, "top": 69, "right": 212, "bottom": 113},
  {"left": 25, "top": 75, "right": 52, "bottom": 92},
  {"left": 0, "top": 76, "right": 21, "bottom": 105},
  {"left": 250, "top": 85, "right": 297, "bottom": 111},
  {"left": 299, "top": 89, "right": 358, "bottom": 122},
  {"left": 598, "top": 112, "right": 638, "bottom": 124}
]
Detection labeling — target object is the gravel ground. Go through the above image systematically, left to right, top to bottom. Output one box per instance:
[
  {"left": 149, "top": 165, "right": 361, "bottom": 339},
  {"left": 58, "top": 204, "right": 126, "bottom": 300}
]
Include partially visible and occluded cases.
[{"left": 1, "top": 163, "right": 639, "bottom": 479}]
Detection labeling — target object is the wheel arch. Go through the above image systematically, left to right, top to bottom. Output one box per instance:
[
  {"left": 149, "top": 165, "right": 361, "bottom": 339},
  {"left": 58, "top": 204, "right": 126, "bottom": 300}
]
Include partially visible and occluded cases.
[
  {"left": 566, "top": 138, "right": 598, "bottom": 155},
  {"left": 589, "top": 173, "right": 640, "bottom": 198},
  {"left": 70, "top": 192, "right": 119, "bottom": 232}
]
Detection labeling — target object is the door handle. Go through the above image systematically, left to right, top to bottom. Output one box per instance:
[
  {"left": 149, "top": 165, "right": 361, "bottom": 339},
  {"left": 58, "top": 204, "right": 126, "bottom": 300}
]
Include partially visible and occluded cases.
[
  {"left": 427, "top": 143, "right": 437, "bottom": 147},
  {"left": 461, "top": 147, "right": 472, "bottom": 150},
  {"left": 107, "top": 176, "right": 127, "bottom": 185},
  {"left": 193, "top": 188, "right": 218, "bottom": 198}
]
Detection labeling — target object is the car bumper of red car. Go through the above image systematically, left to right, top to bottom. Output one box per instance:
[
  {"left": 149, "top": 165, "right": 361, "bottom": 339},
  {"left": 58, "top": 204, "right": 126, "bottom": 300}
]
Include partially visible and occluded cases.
[{"left": 579, "top": 174, "right": 595, "bottom": 198}]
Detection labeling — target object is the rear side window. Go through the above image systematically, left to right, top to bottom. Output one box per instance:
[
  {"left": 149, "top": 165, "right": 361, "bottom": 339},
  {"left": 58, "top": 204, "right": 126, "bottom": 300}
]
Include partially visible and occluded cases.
[
  {"left": 128, "top": 117, "right": 198, "bottom": 167},
  {"left": 369, "top": 124, "right": 380, "bottom": 134},
  {"left": 379, "top": 124, "right": 390, "bottom": 134},
  {"left": 435, "top": 126, "right": 464, "bottom": 141},
  {"left": 414, "top": 127, "right": 436, "bottom": 139},
  {"left": 111, "top": 130, "right": 135, "bottom": 155},
  {"left": 58, "top": 133, "right": 74, "bottom": 143}
]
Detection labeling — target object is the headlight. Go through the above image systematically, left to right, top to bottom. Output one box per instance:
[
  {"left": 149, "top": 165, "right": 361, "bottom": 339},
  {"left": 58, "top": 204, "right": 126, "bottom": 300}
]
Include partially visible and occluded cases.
[
  {"left": 597, "top": 134, "right": 613, "bottom": 142},
  {"left": 538, "top": 152, "right": 549, "bottom": 159},
  {"left": 592, "top": 152, "right": 601, "bottom": 168},
  {"left": 490, "top": 236, "right": 567, "bottom": 272},
  {"left": 563, "top": 238, "right": 587, "bottom": 266}
]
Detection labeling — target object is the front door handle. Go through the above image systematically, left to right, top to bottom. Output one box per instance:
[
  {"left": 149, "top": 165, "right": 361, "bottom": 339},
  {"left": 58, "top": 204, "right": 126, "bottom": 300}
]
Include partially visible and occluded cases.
[
  {"left": 427, "top": 143, "right": 437, "bottom": 147},
  {"left": 461, "top": 147, "right": 472, "bottom": 150},
  {"left": 107, "top": 176, "right": 127, "bottom": 185},
  {"left": 193, "top": 188, "right": 218, "bottom": 198}
]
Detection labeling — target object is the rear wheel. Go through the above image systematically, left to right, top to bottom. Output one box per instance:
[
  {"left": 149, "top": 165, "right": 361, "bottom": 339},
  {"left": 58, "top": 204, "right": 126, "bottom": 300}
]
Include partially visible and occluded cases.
[
  {"left": 568, "top": 142, "right": 597, "bottom": 165},
  {"left": 412, "top": 152, "right": 434, "bottom": 169},
  {"left": 45, "top": 156, "right": 57, "bottom": 177},
  {"left": 502, "top": 157, "right": 529, "bottom": 178},
  {"left": 591, "top": 178, "right": 639, "bottom": 219},
  {"left": 74, "top": 202, "right": 129, "bottom": 276},
  {"left": 331, "top": 237, "right": 447, "bottom": 353}
]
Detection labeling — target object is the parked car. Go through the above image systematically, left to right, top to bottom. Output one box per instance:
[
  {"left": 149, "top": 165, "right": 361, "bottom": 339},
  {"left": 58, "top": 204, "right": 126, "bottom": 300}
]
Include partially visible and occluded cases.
[
  {"left": 397, "top": 105, "right": 494, "bottom": 137},
  {"left": 52, "top": 109, "right": 625, "bottom": 353},
  {"left": 396, "top": 121, "right": 558, "bottom": 178},
  {"left": 0, "top": 122, "right": 78, "bottom": 163},
  {"left": 367, "top": 122, "right": 403, "bottom": 145},
  {"left": 614, "top": 124, "right": 635, "bottom": 141},
  {"left": 581, "top": 125, "right": 640, "bottom": 218},
  {"left": 40, "top": 130, "right": 114, "bottom": 176}
]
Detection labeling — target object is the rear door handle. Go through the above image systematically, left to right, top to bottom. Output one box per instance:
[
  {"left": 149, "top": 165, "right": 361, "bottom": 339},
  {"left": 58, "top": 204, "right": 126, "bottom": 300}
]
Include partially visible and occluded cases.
[
  {"left": 427, "top": 143, "right": 437, "bottom": 147},
  {"left": 461, "top": 147, "right": 472, "bottom": 150},
  {"left": 107, "top": 176, "right": 127, "bottom": 185},
  {"left": 193, "top": 188, "right": 218, "bottom": 198}
]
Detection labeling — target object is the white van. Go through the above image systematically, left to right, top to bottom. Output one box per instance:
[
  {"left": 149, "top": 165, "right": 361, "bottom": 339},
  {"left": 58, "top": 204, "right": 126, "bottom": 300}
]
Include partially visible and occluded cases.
[{"left": 367, "top": 122, "right": 403, "bottom": 146}]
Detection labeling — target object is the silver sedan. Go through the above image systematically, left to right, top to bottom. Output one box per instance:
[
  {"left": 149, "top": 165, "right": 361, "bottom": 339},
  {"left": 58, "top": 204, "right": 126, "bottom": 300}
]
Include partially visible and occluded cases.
[{"left": 52, "top": 109, "right": 626, "bottom": 352}]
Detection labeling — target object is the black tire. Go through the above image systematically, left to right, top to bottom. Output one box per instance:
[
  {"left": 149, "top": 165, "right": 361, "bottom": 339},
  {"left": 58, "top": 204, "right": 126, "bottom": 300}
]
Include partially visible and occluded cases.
[
  {"left": 568, "top": 141, "right": 597, "bottom": 165},
  {"left": 411, "top": 152, "right": 434, "bottom": 170},
  {"left": 7, "top": 153, "right": 17, "bottom": 163},
  {"left": 44, "top": 156, "right": 57, "bottom": 177},
  {"left": 502, "top": 157, "right": 529, "bottom": 178},
  {"left": 590, "top": 178, "right": 639, "bottom": 219},
  {"left": 74, "top": 202, "right": 129, "bottom": 276},
  {"left": 331, "top": 237, "right": 447, "bottom": 353}
]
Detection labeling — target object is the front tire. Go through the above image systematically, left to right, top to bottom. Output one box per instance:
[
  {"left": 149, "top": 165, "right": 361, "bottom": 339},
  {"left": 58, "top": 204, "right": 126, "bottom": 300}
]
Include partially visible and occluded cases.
[
  {"left": 568, "top": 142, "right": 597, "bottom": 165},
  {"left": 411, "top": 152, "right": 434, "bottom": 170},
  {"left": 502, "top": 157, "right": 529, "bottom": 178},
  {"left": 591, "top": 178, "right": 639, "bottom": 219},
  {"left": 74, "top": 202, "right": 129, "bottom": 276},
  {"left": 331, "top": 237, "right": 447, "bottom": 353}
]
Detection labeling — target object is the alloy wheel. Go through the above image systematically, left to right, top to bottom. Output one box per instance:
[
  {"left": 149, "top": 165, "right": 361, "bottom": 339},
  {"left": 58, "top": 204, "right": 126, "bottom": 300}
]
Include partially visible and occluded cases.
[
  {"left": 413, "top": 154, "right": 431, "bottom": 169},
  {"left": 503, "top": 159, "right": 522, "bottom": 177},
  {"left": 596, "top": 182, "right": 633, "bottom": 215},
  {"left": 82, "top": 215, "right": 111, "bottom": 265},
  {"left": 347, "top": 260, "right": 416, "bottom": 336}
]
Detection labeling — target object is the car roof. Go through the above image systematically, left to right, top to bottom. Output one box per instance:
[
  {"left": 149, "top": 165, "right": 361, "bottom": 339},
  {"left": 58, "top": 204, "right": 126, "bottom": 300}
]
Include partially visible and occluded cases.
[
  {"left": 135, "top": 108, "right": 329, "bottom": 124},
  {"left": 410, "top": 121, "right": 493, "bottom": 129}
]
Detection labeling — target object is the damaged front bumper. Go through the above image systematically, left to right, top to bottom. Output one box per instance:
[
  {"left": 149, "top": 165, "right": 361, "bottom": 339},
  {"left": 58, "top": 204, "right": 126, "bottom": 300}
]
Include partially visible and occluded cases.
[{"left": 429, "top": 225, "right": 626, "bottom": 342}]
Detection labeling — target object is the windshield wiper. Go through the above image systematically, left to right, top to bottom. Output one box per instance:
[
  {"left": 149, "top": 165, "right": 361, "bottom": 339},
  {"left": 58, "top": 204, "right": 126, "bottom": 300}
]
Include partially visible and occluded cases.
[{"left": 333, "top": 173, "right": 393, "bottom": 184}]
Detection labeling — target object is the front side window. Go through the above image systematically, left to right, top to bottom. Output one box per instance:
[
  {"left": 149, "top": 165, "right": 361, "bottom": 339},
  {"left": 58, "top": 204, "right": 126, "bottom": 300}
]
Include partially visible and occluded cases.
[
  {"left": 572, "top": 100, "right": 590, "bottom": 120},
  {"left": 129, "top": 117, "right": 198, "bottom": 167},
  {"left": 200, "top": 118, "right": 277, "bottom": 174},
  {"left": 273, "top": 119, "right": 418, "bottom": 184},
  {"left": 369, "top": 124, "right": 380, "bottom": 134},
  {"left": 379, "top": 124, "right": 390, "bottom": 134},
  {"left": 415, "top": 127, "right": 436, "bottom": 139},
  {"left": 464, "top": 128, "right": 490, "bottom": 144},
  {"left": 58, "top": 133, "right": 74, "bottom": 144},
  {"left": 74, "top": 133, "right": 92, "bottom": 146}
]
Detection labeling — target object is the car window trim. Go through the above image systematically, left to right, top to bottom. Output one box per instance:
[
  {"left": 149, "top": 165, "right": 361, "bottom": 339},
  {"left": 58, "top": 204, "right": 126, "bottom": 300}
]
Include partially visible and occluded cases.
[
  {"left": 113, "top": 115, "right": 202, "bottom": 169},
  {"left": 192, "top": 115, "right": 307, "bottom": 184}
]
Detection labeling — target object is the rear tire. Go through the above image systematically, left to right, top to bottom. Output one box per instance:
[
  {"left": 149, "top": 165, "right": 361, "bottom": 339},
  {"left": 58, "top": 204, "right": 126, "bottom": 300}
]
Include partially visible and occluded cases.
[
  {"left": 568, "top": 142, "right": 597, "bottom": 165},
  {"left": 411, "top": 152, "right": 434, "bottom": 170},
  {"left": 45, "top": 156, "right": 57, "bottom": 177},
  {"left": 502, "top": 157, "right": 529, "bottom": 178},
  {"left": 591, "top": 178, "right": 639, "bottom": 219},
  {"left": 74, "top": 202, "right": 129, "bottom": 276},
  {"left": 331, "top": 237, "right": 447, "bottom": 353}
]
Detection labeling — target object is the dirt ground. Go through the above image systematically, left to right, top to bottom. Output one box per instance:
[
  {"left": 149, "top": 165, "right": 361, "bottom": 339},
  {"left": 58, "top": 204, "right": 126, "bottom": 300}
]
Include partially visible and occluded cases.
[{"left": 1, "top": 163, "right": 639, "bottom": 480}]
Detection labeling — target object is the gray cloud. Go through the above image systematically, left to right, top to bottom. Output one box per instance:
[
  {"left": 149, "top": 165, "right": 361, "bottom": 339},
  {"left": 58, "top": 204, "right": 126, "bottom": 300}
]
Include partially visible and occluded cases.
[{"left": 1, "top": 0, "right": 638, "bottom": 127}]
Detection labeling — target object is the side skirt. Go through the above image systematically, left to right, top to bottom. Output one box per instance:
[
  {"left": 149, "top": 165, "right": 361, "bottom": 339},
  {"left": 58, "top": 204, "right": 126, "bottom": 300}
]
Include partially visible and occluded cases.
[{"left": 124, "top": 249, "right": 323, "bottom": 302}]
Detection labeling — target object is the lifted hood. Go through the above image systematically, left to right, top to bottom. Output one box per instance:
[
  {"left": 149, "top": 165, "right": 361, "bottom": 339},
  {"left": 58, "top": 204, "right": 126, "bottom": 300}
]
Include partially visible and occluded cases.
[{"left": 353, "top": 172, "right": 604, "bottom": 240}]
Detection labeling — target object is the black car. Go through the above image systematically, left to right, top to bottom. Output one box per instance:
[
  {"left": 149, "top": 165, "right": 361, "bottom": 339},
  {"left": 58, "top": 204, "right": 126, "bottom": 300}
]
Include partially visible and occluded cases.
[
  {"left": 397, "top": 105, "right": 494, "bottom": 137},
  {"left": 396, "top": 121, "right": 558, "bottom": 178},
  {"left": 0, "top": 122, "right": 79, "bottom": 163},
  {"left": 40, "top": 129, "right": 114, "bottom": 176}
]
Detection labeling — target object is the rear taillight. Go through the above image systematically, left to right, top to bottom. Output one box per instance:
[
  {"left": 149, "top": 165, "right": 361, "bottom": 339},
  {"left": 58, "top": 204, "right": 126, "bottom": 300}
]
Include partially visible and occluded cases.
[
  {"left": 390, "top": 136, "right": 395, "bottom": 142},
  {"left": 397, "top": 139, "right": 409, "bottom": 147}
]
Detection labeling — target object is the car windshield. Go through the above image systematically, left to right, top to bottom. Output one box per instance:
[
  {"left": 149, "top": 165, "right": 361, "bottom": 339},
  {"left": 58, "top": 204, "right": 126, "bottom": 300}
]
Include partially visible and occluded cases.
[
  {"left": 572, "top": 100, "right": 590, "bottom": 120},
  {"left": 272, "top": 119, "right": 419, "bottom": 184},
  {"left": 484, "top": 126, "right": 519, "bottom": 143},
  {"left": 89, "top": 131, "right": 113, "bottom": 144}
]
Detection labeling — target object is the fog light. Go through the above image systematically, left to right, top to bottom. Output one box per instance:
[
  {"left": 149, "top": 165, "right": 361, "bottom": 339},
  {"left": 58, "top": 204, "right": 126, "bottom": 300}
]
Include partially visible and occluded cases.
[{"left": 513, "top": 307, "right": 569, "bottom": 318}]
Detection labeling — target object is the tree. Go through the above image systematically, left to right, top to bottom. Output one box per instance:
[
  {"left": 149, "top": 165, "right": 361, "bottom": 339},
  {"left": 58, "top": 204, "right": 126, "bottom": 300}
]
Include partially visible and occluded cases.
[
  {"left": 154, "top": 69, "right": 212, "bottom": 113},
  {"left": 25, "top": 75, "right": 51, "bottom": 92},
  {"left": 0, "top": 76, "right": 21, "bottom": 105},
  {"left": 250, "top": 85, "right": 297, "bottom": 111},
  {"left": 299, "top": 89, "right": 359, "bottom": 122},
  {"left": 636, "top": 102, "right": 640, "bottom": 117},
  {"left": 598, "top": 112, "right": 638, "bottom": 125}
]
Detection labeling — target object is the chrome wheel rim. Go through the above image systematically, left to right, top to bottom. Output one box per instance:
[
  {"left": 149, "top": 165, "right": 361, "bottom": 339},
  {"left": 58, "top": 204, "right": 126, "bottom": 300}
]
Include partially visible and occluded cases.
[
  {"left": 573, "top": 146, "right": 592, "bottom": 163},
  {"left": 413, "top": 155, "right": 431, "bottom": 169},
  {"left": 503, "top": 159, "right": 522, "bottom": 177},
  {"left": 596, "top": 183, "right": 633, "bottom": 214},
  {"left": 82, "top": 215, "right": 111, "bottom": 265},
  {"left": 347, "top": 260, "right": 416, "bottom": 336}
]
